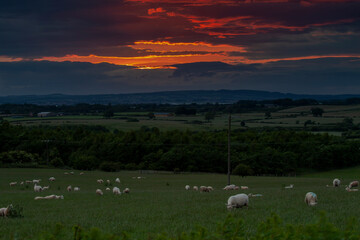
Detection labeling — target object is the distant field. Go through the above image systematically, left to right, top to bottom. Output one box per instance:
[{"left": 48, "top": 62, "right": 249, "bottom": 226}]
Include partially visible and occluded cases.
[
  {"left": 3, "top": 104, "right": 360, "bottom": 133},
  {"left": 1, "top": 168, "right": 360, "bottom": 239}
]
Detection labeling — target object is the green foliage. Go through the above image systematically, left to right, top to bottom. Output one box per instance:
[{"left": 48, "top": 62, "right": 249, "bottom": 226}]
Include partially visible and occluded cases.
[
  {"left": 204, "top": 111, "right": 215, "bottom": 122},
  {"left": 232, "top": 163, "right": 254, "bottom": 177}
]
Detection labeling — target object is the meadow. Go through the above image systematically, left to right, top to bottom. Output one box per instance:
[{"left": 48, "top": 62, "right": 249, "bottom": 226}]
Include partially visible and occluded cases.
[{"left": 1, "top": 167, "right": 360, "bottom": 239}]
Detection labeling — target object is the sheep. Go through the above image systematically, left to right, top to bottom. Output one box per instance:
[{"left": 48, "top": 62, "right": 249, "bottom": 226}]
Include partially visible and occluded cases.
[
  {"left": 64, "top": 172, "right": 69, "bottom": 175},
  {"left": 70, "top": 172, "right": 74, "bottom": 175},
  {"left": 79, "top": 172, "right": 84, "bottom": 175},
  {"left": 49, "top": 177, "right": 56, "bottom": 182},
  {"left": 115, "top": 178, "right": 121, "bottom": 183},
  {"left": 332, "top": 178, "right": 341, "bottom": 187},
  {"left": 33, "top": 179, "right": 41, "bottom": 184},
  {"left": 97, "top": 179, "right": 104, "bottom": 184},
  {"left": 25, "top": 180, "right": 32, "bottom": 184},
  {"left": 106, "top": 180, "right": 111, "bottom": 184},
  {"left": 20, "top": 181, "right": 24, "bottom": 185},
  {"left": 349, "top": 181, "right": 359, "bottom": 189},
  {"left": 9, "top": 182, "right": 17, "bottom": 187},
  {"left": 34, "top": 184, "right": 42, "bottom": 192},
  {"left": 223, "top": 184, "right": 237, "bottom": 190},
  {"left": 284, "top": 184, "right": 294, "bottom": 189},
  {"left": 67, "top": 185, "right": 72, "bottom": 192},
  {"left": 185, "top": 185, "right": 190, "bottom": 190},
  {"left": 42, "top": 186, "right": 50, "bottom": 191},
  {"left": 193, "top": 186, "right": 198, "bottom": 191},
  {"left": 200, "top": 186, "right": 210, "bottom": 192},
  {"left": 207, "top": 186, "right": 214, "bottom": 191},
  {"left": 241, "top": 186, "right": 249, "bottom": 190},
  {"left": 346, "top": 186, "right": 359, "bottom": 192},
  {"left": 74, "top": 187, "right": 80, "bottom": 191},
  {"left": 106, "top": 187, "right": 110, "bottom": 191},
  {"left": 113, "top": 187, "right": 121, "bottom": 195},
  {"left": 123, "top": 188, "right": 130, "bottom": 193},
  {"left": 96, "top": 189, "right": 103, "bottom": 195},
  {"left": 305, "top": 192, "right": 317, "bottom": 206},
  {"left": 226, "top": 194, "right": 249, "bottom": 210},
  {"left": 34, "top": 195, "right": 64, "bottom": 200},
  {"left": 0, "top": 204, "right": 12, "bottom": 217}
]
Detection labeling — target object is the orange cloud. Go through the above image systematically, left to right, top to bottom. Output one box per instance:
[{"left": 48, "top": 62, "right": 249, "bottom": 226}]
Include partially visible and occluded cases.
[{"left": 148, "top": 7, "right": 166, "bottom": 15}]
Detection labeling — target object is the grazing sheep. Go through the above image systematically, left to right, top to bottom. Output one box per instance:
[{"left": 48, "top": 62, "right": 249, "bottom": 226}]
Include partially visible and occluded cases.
[
  {"left": 64, "top": 172, "right": 69, "bottom": 175},
  {"left": 70, "top": 172, "right": 74, "bottom": 175},
  {"left": 79, "top": 172, "right": 84, "bottom": 175},
  {"left": 49, "top": 177, "right": 56, "bottom": 182},
  {"left": 115, "top": 178, "right": 121, "bottom": 183},
  {"left": 332, "top": 178, "right": 341, "bottom": 187},
  {"left": 33, "top": 179, "right": 41, "bottom": 184},
  {"left": 97, "top": 179, "right": 104, "bottom": 184},
  {"left": 25, "top": 180, "right": 32, "bottom": 184},
  {"left": 107, "top": 180, "right": 111, "bottom": 184},
  {"left": 349, "top": 181, "right": 359, "bottom": 189},
  {"left": 9, "top": 182, "right": 17, "bottom": 187},
  {"left": 34, "top": 184, "right": 42, "bottom": 192},
  {"left": 223, "top": 184, "right": 237, "bottom": 190},
  {"left": 284, "top": 184, "right": 294, "bottom": 189},
  {"left": 67, "top": 185, "right": 72, "bottom": 192},
  {"left": 185, "top": 185, "right": 190, "bottom": 190},
  {"left": 42, "top": 186, "right": 50, "bottom": 191},
  {"left": 193, "top": 186, "right": 198, "bottom": 191},
  {"left": 200, "top": 186, "right": 210, "bottom": 192},
  {"left": 207, "top": 186, "right": 214, "bottom": 191},
  {"left": 241, "top": 186, "right": 249, "bottom": 190},
  {"left": 74, "top": 187, "right": 80, "bottom": 191},
  {"left": 106, "top": 187, "right": 110, "bottom": 191},
  {"left": 113, "top": 187, "right": 121, "bottom": 195},
  {"left": 346, "top": 187, "right": 359, "bottom": 192},
  {"left": 123, "top": 188, "right": 130, "bottom": 193},
  {"left": 96, "top": 189, "right": 103, "bottom": 195},
  {"left": 305, "top": 192, "right": 317, "bottom": 206},
  {"left": 226, "top": 194, "right": 249, "bottom": 210},
  {"left": 34, "top": 195, "right": 64, "bottom": 200},
  {"left": 0, "top": 205, "right": 12, "bottom": 217}
]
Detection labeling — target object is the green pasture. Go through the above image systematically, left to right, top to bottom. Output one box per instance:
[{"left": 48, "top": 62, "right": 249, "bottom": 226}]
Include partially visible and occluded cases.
[{"left": 1, "top": 168, "right": 360, "bottom": 239}]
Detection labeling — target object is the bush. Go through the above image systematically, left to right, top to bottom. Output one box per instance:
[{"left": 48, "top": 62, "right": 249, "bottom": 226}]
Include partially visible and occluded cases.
[{"left": 232, "top": 163, "right": 254, "bottom": 177}]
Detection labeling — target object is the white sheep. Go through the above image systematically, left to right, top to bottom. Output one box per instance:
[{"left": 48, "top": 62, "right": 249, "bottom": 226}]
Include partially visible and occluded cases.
[
  {"left": 64, "top": 172, "right": 69, "bottom": 175},
  {"left": 70, "top": 172, "right": 74, "bottom": 175},
  {"left": 79, "top": 172, "right": 84, "bottom": 175},
  {"left": 49, "top": 177, "right": 56, "bottom": 181},
  {"left": 115, "top": 178, "right": 121, "bottom": 183},
  {"left": 332, "top": 178, "right": 341, "bottom": 187},
  {"left": 33, "top": 179, "right": 41, "bottom": 184},
  {"left": 97, "top": 179, "right": 104, "bottom": 184},
  {"left": 25, "top": 180, "right": 32, "bottom": 184},
  {"left": 107, "top": 180, "right": 111, "bottom": 184},
  {"left": 20, "top": 181, "right": 24, "bottom": 185},
  {"left": 349, "top": 181, "right": 359, "bottom": 189},
  {"left": 9, "top": 182, "right": 17, "bottom": 187},
  {"left": 34, "top": 184, "right": 42, "bottom": 192},
  {"left": 223, "top": 184, "right": 237, "bottom": 190},
  {"left": 284, "top": 184, "right": 294, "bottom": 189},
  {"left": 67, "top": 185, "right": 72, "bottom": 192},
  {"left": 185, "top": 185, "right": 190, "bottom": 190},
  {"left": 42, "top": 186, "right": 50, "bottom": 191},
  {"left": 193, "top": 186, "right": 198, "bottom": 191},
  {"left": 200, "top": 186, "right": 210, "bottom": 192},
  {"left": 207, "top": 186, "right": 214, "bottom": 191},
  {"left": 241, "top": 186, "right": 249, "bottom": 190},
  {"left": 346, "top": 186, "right": 359, "bottom": 192},
  {"left": 74, "top": 187, "right": 80, "bottom": 191},
  {"left": 106, "top": 187, "right": 110, "bottom": 191},
  {"left": 113, "top": 187, "right": 121, "bottom": 195},
  {"left": 123, "top": 188, "right": 130, "bottom": 193},
  {"left": 96, "top": 189, "right": 103, "bottom": 195},
  {"left": 305, "top": 192, "right": 317, "bottom": 206},
  {"left": 226, "top": 194, "right": 249, "bottom": 209},
  {"left": 34, "top": 195, "right": 64, "bottom": 200},
  {"left": 0, "top": 204, "right": 12, "bottom": 217}
]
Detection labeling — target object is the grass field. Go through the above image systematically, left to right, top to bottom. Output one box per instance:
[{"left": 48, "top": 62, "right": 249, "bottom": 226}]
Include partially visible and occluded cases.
[{"left": 1, "top": 168, "right": 360, "bottom": 239}]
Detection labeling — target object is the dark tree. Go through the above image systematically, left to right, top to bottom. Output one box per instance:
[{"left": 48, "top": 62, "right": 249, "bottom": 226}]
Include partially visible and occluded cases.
[{"left": 311, "top": 107, "right": 324, "bottom": 117}]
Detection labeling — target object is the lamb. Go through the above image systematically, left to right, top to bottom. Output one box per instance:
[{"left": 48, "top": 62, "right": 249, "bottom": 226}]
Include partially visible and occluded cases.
[
  {"left": 49, "top": 177, "right": 56, "bottom": 182},
  {"left": 115, "top": 178, "right": 121, "bottom": 183},
  {"left": 333, "top": 178, "right": 341, "bottom": 187},
  {"left": 97, "top": 179, "right": 104, "bottom": 184},
  {"left": 349, "top": 181, "right": 359, "bottom": 189},
  {"left": 9, "top": 182, "right": 17, "bottom": 187},
  {"left": 34, "top": 184, "right": 42, "bottom": 192},
  {"left": 284, "top": 184, "right": 294, "bottom": 189},
  {"left": 67, "top": 185, "right": 72, "bottom": 192},
  {"left": 185, "top": 185, "right": 190, "bottom": 190},
  {"left": 42, "top": 186, "right": 50, "bottom": 191},
  {"left": 193, "top": 186, "right": 198, "bottom": 191},
  {"left": 74, "top": 187, "right": 80, "bottom": 191},
  {"left": 113, "top": 187, "right": 121, "bottom": 195},
  {"left": 123, "top": 188, "right": 130, "bottom": 193},
  {"left": 96, "top": 189, "right": 103, "bottom": 195},
  {"left": 304, "top": 192, "right": 317, "bottom": 206},
  {"left": 226, "top": 194, "right": 249, "bottom": 209},
  {"left": 34, "top": 195, "right": 64, "bottom": 200},
  {"left": 0, "top": 204, "right": 12, "bottom": 217}
]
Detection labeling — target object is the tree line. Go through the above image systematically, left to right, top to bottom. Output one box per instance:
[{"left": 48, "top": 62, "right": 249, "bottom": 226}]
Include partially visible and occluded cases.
[{"left": 0, "top": 121, "right": 359, "bottom": 175}]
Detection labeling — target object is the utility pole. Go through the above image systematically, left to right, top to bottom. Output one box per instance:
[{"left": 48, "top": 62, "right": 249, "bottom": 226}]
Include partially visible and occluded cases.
[{"left": 227, "top": 113, "right": 231, "bottom": 185}]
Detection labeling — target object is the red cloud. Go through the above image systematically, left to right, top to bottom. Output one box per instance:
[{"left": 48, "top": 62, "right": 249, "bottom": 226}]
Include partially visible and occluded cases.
[{"left": 148, "top": 7, "right": 166, "bottom": 15}]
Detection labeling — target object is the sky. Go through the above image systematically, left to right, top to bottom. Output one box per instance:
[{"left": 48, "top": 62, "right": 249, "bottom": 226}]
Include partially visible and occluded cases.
[{"left": 0, "top": 0, "right": 360, "bottom": 95}]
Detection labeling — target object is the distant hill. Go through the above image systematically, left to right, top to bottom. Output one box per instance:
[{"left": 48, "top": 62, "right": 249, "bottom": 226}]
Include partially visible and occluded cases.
[{"left": 0, "top": 90, "right": 360, "bottom": 105}]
